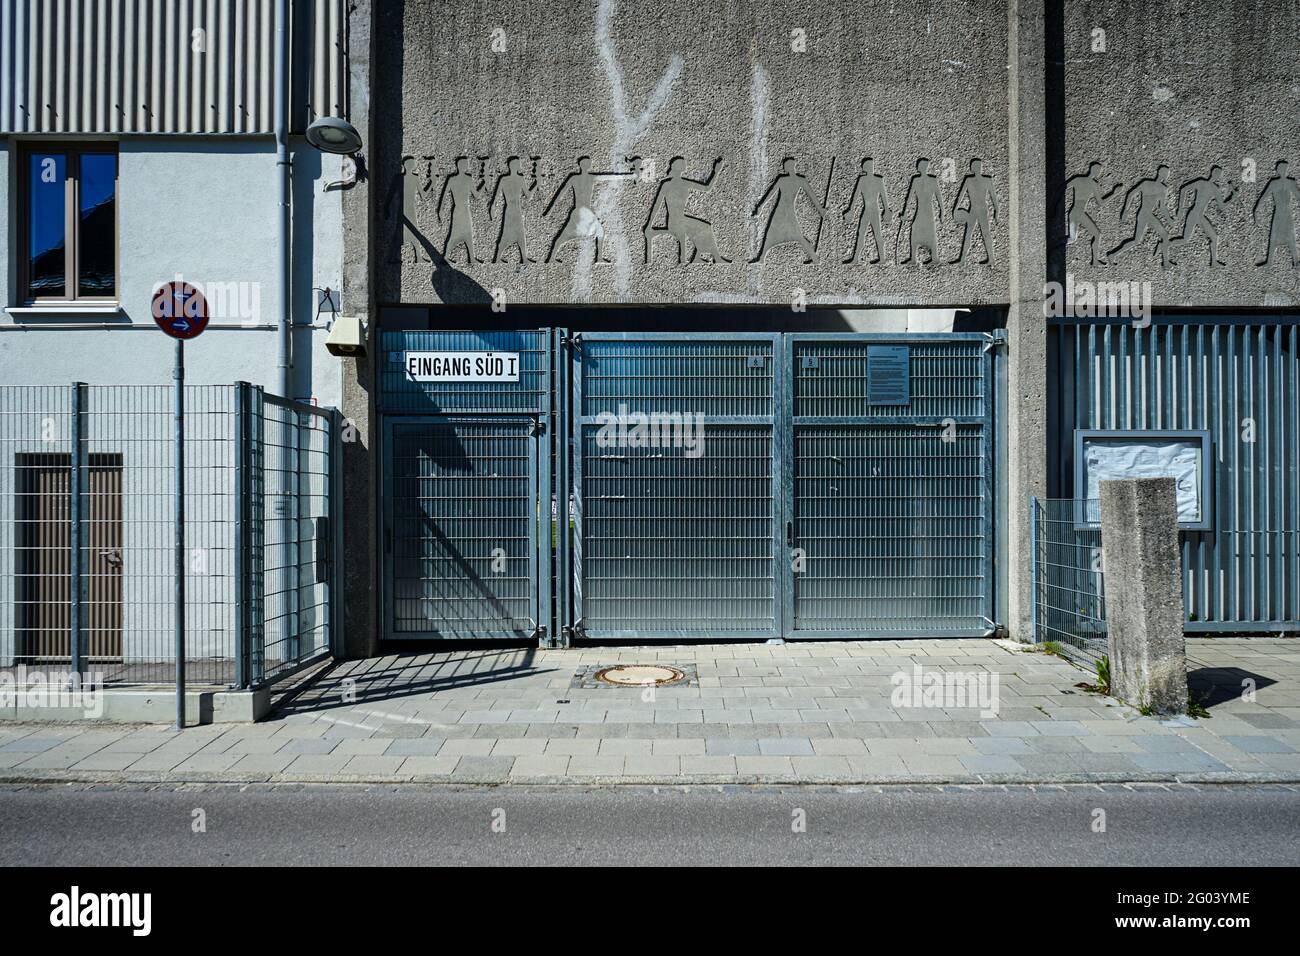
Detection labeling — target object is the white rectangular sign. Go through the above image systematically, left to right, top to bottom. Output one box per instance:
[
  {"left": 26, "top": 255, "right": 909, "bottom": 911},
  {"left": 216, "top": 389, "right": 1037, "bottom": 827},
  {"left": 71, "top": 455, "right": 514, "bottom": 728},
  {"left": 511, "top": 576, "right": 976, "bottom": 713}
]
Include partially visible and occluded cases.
[{"left": 405, "top": 351, "right": 520, "bottom": 382}]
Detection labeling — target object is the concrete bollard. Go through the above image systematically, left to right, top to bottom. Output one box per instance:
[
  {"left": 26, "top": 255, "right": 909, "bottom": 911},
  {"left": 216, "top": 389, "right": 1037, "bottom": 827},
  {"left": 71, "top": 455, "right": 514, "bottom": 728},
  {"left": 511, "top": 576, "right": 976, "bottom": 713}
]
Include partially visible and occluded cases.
[{"left": 1099, "top": 477, "right": 1188, "bottom": 716}]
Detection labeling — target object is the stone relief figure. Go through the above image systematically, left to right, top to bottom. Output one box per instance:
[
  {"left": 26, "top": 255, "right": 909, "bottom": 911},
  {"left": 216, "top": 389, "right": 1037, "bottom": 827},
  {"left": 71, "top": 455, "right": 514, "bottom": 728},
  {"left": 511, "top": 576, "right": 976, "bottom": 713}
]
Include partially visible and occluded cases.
[
  {"left": 386, "top": 155, "right": 433, "bottom": 264},
  {"left": 436, "top": 156, "right": 488, "bottom": 264},
  {"left": 488, "top": 156, "right": 539, "bottom": 263},
  {"left": 544, "top": 156, "right": 641, "bottom": 263},
  {"left": 643, "top": 157, "right": 730, "bottom": 263},
  {"left": 750, "top": 158, "right": 831, "bottom": 264},
  {"left": 841, "top": 158, "right": 891, "bottom": 265},
  {"left": 897, "top": 158, "right": 944, "bottom": 265},
  {"left": 950, "top": 159, "right": 998, "bottom": 265},
  {"left": 1252, "top": 161, "right": 1300, "bottom": 267},
  {"left": 1065, "top": 162, "right": 1122, "bottom": 266},
  {"left": 1109, "top": 165, "right": 1174, "bottom": 269},
  {"left": 1169, "top": 165, "right": 1234, "bottom": 268}
]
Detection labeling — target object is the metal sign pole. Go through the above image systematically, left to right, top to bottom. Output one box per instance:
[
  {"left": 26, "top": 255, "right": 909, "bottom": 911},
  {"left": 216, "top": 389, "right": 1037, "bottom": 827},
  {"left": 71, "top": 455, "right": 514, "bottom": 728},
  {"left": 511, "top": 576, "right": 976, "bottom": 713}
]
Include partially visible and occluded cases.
[{"left": 174, "top": 337, "right": 186, "bottom": 731}]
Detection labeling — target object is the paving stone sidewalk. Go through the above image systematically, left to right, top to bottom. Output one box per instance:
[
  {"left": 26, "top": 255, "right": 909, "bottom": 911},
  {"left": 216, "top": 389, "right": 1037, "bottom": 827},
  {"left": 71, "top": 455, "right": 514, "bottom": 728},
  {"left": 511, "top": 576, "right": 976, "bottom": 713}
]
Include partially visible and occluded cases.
[{"left": 1, "top": 638, "right": 1298, "bottom": 785}]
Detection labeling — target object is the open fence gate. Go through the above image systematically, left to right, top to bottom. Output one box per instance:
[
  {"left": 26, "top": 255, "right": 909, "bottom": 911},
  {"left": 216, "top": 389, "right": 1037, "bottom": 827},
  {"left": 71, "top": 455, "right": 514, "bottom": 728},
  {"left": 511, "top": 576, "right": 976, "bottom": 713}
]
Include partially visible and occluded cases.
[{"left": 379, "top": 328, "right": 999, "bottom": 646}]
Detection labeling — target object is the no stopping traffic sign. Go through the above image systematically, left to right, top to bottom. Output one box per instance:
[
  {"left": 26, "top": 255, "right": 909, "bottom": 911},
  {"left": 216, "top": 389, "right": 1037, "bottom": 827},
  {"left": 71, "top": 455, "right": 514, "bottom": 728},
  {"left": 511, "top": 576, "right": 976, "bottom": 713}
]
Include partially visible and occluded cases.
[{"left": 151, "top": 281, "right": 209, "bottom": 339}]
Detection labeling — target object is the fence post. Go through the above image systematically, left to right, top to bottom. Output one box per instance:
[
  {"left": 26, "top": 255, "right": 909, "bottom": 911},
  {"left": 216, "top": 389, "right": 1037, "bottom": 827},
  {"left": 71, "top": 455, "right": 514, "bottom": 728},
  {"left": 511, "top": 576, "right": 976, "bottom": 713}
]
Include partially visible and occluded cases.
[
  {"left": 69, "top": 382, "right": 87, "bottom": 682},
  {"left": 234, "top": 382, "right": 250, "bottom": 689},
  {"left": 250, "top": 386, "right": 266, "bottom": 685},
  {"left": 329, "top": 408, "right": 344, "bottom": 659},
  {"left": 1099, "top": 478, "right": 1188, "bottom": 715},
  {"left": 1028, "top": 496, "right": 1039, "bottom": 644}
]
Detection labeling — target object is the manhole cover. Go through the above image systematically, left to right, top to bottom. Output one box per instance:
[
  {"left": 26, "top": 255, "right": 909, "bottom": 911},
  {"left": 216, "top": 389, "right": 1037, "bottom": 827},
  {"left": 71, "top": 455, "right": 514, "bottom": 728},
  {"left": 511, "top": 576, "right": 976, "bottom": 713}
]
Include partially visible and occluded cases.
[{"left": 593, "top": 664, "right": 686, "bottom": 687}]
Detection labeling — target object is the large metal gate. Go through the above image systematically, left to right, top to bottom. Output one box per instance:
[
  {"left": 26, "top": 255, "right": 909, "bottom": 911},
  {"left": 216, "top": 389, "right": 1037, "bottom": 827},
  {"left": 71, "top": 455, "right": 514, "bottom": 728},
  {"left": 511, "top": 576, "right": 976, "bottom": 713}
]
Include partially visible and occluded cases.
[
  {"left": 380, "top": 328, "right": 997, "bottom": 644},
  {"left": 562, "top": 331, "right": 999, "bottom": 641},
  {"left": 568, "top": 333, "right": 783, "bottom": 640}
]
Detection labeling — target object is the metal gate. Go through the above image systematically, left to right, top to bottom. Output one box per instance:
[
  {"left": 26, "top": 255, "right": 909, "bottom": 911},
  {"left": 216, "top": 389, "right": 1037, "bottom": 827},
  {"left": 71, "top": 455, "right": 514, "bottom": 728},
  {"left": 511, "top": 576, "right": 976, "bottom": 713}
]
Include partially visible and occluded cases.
[
  {"left": 380, "top": 330, "right": 552, "bottom": 642},
  {"left": 562, "top": 331, "right": 999, "bottom": 641},
  {"left": 568, "top": 333, "right": 782, "bottom": 640},
  {"left": 783, "top": 334, "right": 996, "bottom": 638}
]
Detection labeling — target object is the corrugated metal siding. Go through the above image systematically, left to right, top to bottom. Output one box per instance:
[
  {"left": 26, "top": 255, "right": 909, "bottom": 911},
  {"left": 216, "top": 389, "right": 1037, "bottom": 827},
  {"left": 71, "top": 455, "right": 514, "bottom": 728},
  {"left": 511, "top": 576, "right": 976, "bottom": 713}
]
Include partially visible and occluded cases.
[
  {"left": 0, "top": 0, "right": 347, "bottom": 134},
  {"left": 1050, "top": 319, "right": 1300, "bottom": 630}
]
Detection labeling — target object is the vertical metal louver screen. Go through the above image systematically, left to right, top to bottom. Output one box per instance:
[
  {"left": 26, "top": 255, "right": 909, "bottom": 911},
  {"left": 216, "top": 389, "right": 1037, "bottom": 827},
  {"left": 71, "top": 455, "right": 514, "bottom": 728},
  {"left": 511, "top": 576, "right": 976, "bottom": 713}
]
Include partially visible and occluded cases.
[
  {"left": 0, "top": 0, "right": 348, "bottom": 134},
  {"left": 1050, "top": 320, "right": 1300, "bottom": 630}
]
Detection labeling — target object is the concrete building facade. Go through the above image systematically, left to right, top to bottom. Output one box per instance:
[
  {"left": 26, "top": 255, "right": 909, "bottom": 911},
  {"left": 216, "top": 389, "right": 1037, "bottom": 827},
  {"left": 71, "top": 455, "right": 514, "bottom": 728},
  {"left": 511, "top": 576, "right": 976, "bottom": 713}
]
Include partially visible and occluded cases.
[{"left": 2, "top": 1, "right": 1297, "bottom": 677}]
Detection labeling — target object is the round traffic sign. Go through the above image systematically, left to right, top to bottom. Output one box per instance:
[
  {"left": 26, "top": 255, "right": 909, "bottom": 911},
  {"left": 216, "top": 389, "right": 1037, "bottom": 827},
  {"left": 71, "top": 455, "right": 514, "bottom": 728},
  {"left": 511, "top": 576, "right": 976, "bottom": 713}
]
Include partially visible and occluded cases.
[{"left": 151, "top": 281, "right": 209, "bottom": 339}]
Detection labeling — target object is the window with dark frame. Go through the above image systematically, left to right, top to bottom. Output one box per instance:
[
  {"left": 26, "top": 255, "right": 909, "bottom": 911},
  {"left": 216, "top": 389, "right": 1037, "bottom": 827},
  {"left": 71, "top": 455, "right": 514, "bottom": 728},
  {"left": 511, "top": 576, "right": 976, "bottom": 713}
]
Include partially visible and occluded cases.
[{"left": 21, "top": 145, "right": 118, "bottom": 303}]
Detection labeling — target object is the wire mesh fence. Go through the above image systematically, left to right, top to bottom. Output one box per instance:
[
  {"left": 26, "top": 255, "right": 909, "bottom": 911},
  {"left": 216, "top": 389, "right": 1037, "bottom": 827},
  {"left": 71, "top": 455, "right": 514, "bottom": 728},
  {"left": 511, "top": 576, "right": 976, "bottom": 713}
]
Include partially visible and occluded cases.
[
  {"left": 0, "top": 383, "right": 337, "bottom": 690},
  {"left": 1030, "top": 497, "right": 1107, "bottom": 660}
]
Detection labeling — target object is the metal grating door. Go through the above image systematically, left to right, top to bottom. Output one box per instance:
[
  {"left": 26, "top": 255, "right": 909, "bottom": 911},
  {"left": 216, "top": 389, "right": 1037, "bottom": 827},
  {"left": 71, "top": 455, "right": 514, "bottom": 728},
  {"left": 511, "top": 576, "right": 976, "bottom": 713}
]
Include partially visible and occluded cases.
[
  {"left": 570, "top": 334, "right": 782, "bottom": 639},
  {"left": 786, "top": 336, "right": 995, "bottom": 636},
  {"left": 385, "top": 417, "right": 538, "bottom": 639}
]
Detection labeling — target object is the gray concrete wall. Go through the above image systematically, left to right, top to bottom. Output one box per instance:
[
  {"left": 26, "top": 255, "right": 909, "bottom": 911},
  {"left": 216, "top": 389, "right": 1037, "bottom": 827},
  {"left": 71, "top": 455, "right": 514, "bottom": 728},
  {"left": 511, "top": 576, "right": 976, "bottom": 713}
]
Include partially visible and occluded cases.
[
  {"left": 377, "top": 0, "right": 1011, "bottom": 306},
  {"left": 1058, "top": 0, "right": 1300, "bottom": 306}
]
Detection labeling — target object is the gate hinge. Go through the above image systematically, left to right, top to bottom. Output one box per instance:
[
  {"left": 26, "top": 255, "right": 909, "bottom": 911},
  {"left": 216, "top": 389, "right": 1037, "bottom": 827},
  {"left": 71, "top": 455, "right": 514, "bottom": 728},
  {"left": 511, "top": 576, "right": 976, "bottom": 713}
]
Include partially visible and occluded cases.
[
  {"left": 982, "top": 331, "right": 1007, "bottom": 353},
  {"left": 560, "top": 333, "right": 582, "bottom": 351},
  {"left": 530, "top": 417, "right": 546, "bottom": 435},
  {"left": 562, "top": 620, "right": 585, "bottom": 642},
  {"left": 532, "top": 624, "right": 548, "bottom": 644}
]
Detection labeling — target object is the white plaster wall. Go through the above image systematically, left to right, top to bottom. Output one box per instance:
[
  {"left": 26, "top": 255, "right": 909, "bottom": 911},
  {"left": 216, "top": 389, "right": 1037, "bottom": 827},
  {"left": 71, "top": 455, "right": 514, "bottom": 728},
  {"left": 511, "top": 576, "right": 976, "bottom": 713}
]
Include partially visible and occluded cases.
[{"left": 0, "top": 136, "right": 346, "bottom": 669}]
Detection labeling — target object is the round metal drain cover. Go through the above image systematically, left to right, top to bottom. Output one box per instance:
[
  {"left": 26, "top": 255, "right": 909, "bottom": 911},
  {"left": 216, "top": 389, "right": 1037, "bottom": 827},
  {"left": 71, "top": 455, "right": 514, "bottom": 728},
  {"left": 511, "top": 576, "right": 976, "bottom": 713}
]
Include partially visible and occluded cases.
[{"left": 594, "top": 664, "right": 685, "bottom": 687}]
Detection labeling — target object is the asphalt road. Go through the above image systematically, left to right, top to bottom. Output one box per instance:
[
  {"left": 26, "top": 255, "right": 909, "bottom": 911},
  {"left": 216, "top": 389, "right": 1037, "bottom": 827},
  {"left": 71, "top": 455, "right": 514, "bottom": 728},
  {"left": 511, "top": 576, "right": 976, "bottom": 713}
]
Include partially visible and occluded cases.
[{"left": 1, "top": 783, "right": 1297, "bottom": 866}]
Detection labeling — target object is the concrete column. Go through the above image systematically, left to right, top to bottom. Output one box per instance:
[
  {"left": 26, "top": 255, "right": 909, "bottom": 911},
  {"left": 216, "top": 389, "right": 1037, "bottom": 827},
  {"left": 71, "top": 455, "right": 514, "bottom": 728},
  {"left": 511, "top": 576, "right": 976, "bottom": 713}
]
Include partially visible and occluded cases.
[
  {"left": 339, "top": 0, "right": 378, "bottom": 659},
  {"left": 1005, "top": 0, "right": 1049, "bottom": 641},
  {"left": 1099, "top": 478, "right": 1188, "bottom": 716}
]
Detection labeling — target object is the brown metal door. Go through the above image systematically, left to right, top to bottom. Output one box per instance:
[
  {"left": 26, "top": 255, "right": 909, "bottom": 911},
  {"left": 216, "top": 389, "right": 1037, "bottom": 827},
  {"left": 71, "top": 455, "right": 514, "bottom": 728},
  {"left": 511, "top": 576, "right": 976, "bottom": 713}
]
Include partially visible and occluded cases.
[
  {"left": 15, "top": 453, "right": 122, "bottom": 662},
  {"left": 86, "top": 457, "right": 124, "bottom": 660}
]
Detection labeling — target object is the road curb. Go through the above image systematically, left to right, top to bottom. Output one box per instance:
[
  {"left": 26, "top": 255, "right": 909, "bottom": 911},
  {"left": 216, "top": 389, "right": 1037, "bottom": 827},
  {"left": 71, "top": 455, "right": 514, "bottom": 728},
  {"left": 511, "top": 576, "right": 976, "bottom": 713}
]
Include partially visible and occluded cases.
[{"left": 2, "top": 769, "right": 1298, "bottom": 788}]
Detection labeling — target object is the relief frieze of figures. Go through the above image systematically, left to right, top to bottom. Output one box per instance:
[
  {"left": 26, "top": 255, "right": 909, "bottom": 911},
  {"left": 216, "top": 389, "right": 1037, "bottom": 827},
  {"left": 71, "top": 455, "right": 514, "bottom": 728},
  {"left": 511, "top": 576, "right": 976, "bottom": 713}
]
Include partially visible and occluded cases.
[
  {"left": 384, "top": 153, "right": 1002, "bottom": 268},
  {"left": 1065, "top": 160, "right": 1300, "bottom": 269}
]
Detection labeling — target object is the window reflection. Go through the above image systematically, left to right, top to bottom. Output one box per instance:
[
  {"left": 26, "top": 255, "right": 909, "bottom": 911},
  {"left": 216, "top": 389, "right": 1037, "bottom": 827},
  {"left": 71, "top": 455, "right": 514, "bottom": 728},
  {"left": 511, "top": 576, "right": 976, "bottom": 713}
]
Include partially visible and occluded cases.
[
  {"left": 28, "top": 153, "right": 66, "bottom": 298},
  {"left": 78, "top": 153, "right": 117, "bottom": 296}
]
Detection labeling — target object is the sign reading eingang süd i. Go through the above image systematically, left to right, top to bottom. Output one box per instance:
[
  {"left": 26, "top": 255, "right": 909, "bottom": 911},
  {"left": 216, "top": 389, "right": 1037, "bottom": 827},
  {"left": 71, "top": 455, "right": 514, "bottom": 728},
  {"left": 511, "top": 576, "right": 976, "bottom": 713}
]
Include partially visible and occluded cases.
[{"left": 405, "top": 351, "right": 520, "bottom": 382}]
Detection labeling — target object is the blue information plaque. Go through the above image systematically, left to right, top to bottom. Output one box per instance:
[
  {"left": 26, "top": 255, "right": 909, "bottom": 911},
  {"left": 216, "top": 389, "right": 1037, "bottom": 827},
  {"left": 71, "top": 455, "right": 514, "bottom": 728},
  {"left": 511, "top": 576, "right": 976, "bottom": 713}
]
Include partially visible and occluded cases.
[{"left": 867, "top": 345, "right": 911, "bottom": 405}]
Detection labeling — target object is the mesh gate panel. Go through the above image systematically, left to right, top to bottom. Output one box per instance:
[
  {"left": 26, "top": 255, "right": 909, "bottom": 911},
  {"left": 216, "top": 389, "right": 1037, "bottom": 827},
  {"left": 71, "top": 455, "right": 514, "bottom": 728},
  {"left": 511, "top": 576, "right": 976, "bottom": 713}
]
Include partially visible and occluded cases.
[
  {"left": 574, "top": 336, "right": 779, "bottom": 637},
  {"left": 390, "top": 419, "right": 534, "bottom": 638},
  {"left": 581, "top": 425, "right": 775, "bottom": 634},
  {"left": 792, "top": 425, "right": 986, "bottom": 631}
]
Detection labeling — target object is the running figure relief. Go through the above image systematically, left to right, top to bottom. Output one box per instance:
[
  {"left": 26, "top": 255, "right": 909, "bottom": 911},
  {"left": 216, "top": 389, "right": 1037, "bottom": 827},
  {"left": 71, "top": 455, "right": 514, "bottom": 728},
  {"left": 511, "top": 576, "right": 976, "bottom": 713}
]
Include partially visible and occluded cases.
[
  {"left": 544, "top": 156, "right": 641, "bottom": 264},
  {"left": 643, "top": 157, "right": 730, "bottom": 263},
  {"left": 750, "top": 158, "right": 832, "bottom": 263},
  {"left": 842, "top": 158, "right": 892, "bottom": 264},
  {"left": 898, "top": 159, "right": 944, "bottom": 265},
  {"left": 1253, "top": 161, "right": 1300, "bottom": 267},
  {"left": 1065, "top": 162, "right": 1123, "bottom": 266},
  {"left": 1109, "top": 165, "right": 1174, "bottom": 269},
  {"left": 1170, "top": 166, "right": 1234, "bottom": 268}
]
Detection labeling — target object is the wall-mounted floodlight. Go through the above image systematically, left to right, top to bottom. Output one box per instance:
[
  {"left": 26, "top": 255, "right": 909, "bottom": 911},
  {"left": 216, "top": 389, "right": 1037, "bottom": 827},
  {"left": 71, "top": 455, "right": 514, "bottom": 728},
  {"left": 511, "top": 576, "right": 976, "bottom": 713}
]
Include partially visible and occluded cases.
[{"left": 306, "top": 116, "right": 364, "bottom": 155}]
